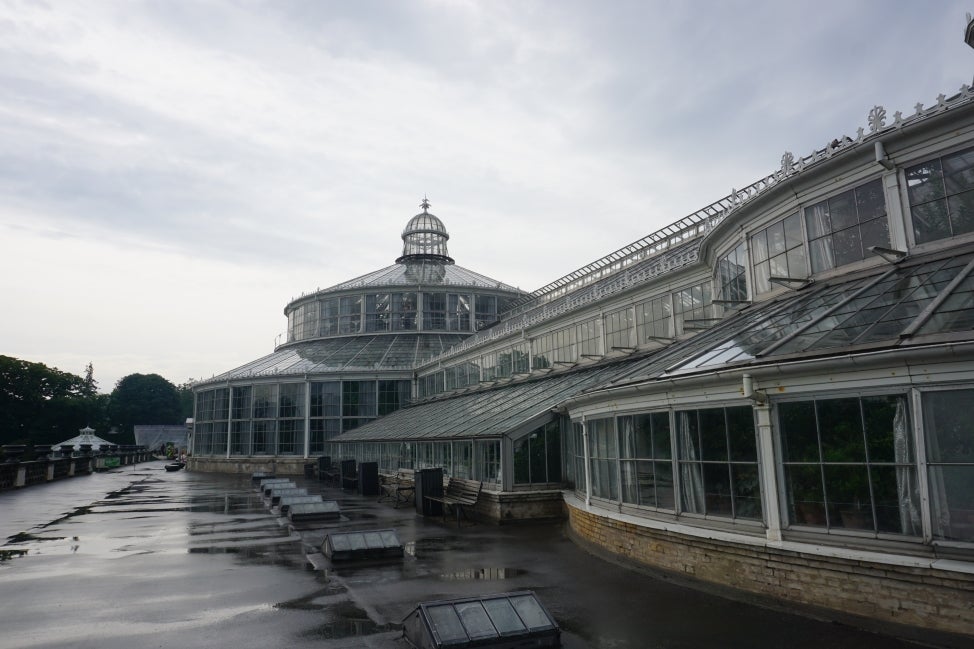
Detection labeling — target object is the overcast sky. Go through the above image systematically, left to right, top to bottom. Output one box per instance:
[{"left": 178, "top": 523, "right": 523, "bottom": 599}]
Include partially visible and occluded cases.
[{"left": 2, "top": 0, "right": 972, "bottom": 393}]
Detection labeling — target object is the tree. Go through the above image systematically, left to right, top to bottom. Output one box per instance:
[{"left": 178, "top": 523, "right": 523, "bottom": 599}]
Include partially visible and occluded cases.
[
  {"left": 0, "top": 355, "right": 107, "bottom": 446},
  {"left": 109, "top": 374, "right": 183, "bottom": 441},
  {"left": 176, "top": 381, "right": 196, "bottom": 422}
]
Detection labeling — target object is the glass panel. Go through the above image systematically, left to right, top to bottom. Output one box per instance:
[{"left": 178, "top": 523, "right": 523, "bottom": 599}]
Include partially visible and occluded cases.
[
  {"left": 943, "top": 148, "right": 974, "bottom": 193},
  {"left": 906, "top": 159, "right": 945, "bottom": 204},
  {"left": 855, "top": 179, "right": 886, "bottom": 221},
  {"left": 829, "top": 189, "right": 858, "bottom": 230},
  {"left": 948, "top": 190, "right": 974, "bottom": 237},
  {"left": 912, "top": 200, "right": 951, "bottom": 244},
  {"left": 805, "top": 201, "right": 831, "bottom": 238},
  {"left": 784, "top": 213, "right": 804, "bottom": 248},
  {"left": 859, "top": 216, "right": 890, "bottom": 251},
  {"left": 831, "top": 226, "right": 863, "bottom": 267},
  {"left": 752, "top": 229, "right": 769, "bottom": 262},
  {"left": 808, "top": 237, "right": 833, "bottom": 273},
  {"left": 924, "top": 389, "right": 974, "bottom": 462},
  {"left": 863, "top": 395, "right": 906, "bottom": 463},
  {"left": 818, "top": 398, "right": 865, "bottom": 462},
  {"left": 780, "top": 401, "right": 819, "bottom": 462},
  {"left": 727, "top": 406, "right": 755, "bottom": 461},
  {"left": 698, "top": 409, "right": 727, "bottom": 461},
  {"left": 651, "top": 412, "right": 672, "bottom": 459},
  {"left": 654, "top": 461, "right": 675, "bottom": 510},
  {"left": 703, "top": 463, "right": 733, "bottom": 516},
  {"left": 731, "top": 464, "right": 762, "bottom": 520},
  {"left": 786, "top": 465, "right": 827, "bottom": 526},
  {"left": 825, "top": 465, "right": 873, "bottom": 530},
  {"left": 871, "top": 465, "right": 918, "bottom": 534},
  {"left": 929, "top": 466, "right": 974, "bottom": 541},
  {"left": 363, "top": 532, "right": 383, "bottom": 548},
  {"left": 348, "top": 533, "right": 367, "bottom": 551},
  {"left": 330, "top": 535, "right": 351, "bottom": 552},
  {"left": 509, "top": 595, "right": 554, "bottom": 630},
  {"left": 482, "top": 598, "right": 527, "bottom": 635},
  {"left": 456, "top": 602, "right": 497, "bottom": 640},
  {"left": 426, "top": 605, "right": 468, "bottom": 643}
]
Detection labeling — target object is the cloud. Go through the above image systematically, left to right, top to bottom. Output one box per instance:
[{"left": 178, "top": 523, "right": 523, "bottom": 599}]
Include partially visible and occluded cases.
[{"left": 1, "top": 0, "right": 972, "bottom": 389}]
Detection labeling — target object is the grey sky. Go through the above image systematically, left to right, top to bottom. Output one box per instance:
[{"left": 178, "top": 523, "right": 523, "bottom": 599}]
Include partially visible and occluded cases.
[{"left": 1, "top": 0, "right": 971, "bottom": 391}]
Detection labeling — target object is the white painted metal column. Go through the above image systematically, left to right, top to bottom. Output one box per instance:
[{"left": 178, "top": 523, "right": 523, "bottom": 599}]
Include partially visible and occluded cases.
[
  {"left": 303, "top": 381, "right": 311, "bottom": 459},
  {"left": 754, "top": 403, "right": 782, "bottom": 541},
  {"left": 582, "top": 418, "right": 592, "bottom": 506}
]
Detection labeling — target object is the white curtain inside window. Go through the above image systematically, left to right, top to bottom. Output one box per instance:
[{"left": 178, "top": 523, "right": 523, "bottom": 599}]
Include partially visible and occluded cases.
[
  {"left": 893, "top": 398, "right": 922, "bottom": 535},
  {"left": 679, "top": 414, "right": 705, "bottom": 513}
]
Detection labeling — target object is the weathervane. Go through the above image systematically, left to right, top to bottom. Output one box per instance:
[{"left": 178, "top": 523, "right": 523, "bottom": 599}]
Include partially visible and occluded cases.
[{"left": 420, "top": 195, "right": 431, "bottom": 212}]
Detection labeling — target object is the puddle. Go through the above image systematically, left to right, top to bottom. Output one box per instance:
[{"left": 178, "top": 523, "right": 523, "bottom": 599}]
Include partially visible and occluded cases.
[
  {"left": 406, "top": 536, "right": 464, "bottom": 557},
  {"left": 439, "top": 567, "right": 527, "bottom": 581},
  {"left": 299, "top": 601, "right": 398, "bottom": 639}
]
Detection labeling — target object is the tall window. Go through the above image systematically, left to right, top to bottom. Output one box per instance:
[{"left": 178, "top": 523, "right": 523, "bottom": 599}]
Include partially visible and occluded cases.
[
  {"left": 906, "top": 147, "right": 974, "bottom": 244},
  {"left": 804, "top": 178, "right": 888, "bottom": 273},
  {"left": 751, "top": 213, "right": 807, "bottom": 295},
  {"left": 716, "top": 242, "right": 748, "bottom": 303},
  {"left": 673, "top": 282, "right": 713, "bottom": 335},
  {"left": 365, "top": 293, "right": 391, "bottom": 332},
  {"left": 394, "top": 293, "right": 417, "bottom": 331},
  {"left": 423, "top": 293, "right": 446, "bottom": 330},
  {"left": 448, "top": 294, "right": 471, "bottom": 331},
  {"left": 475, "top": 295, "right": 498, "bottom": 330},
  {"left": 635, "top": 295, "right": 672, "bottom": 341},
  {"left": 339, "top": 296, "right": 362, "bottom": 334},
  {"left": 320, "top": 298, "right": 339, "bottom": 336},
  {"left": 604, "top": 307, "right": 634, "bottom": 350},
  {"left": 576, "top": 318, "right": 601, "bottom": 357},
  {"left": 378, "top": 380, "right": 410, "bottom": 416},
  {"left": 342, "top": 381, "right": 377, "bottom": 418},
  {"left": 277, "top": 383, "right": 304, "bottom": 455},
  {"left": 252, "top": 384, "right": 278, "bottom": 454},
  {"left": 230, "top": 386, "right": 252, "bottom": 455},
  {"left": 923, "top": 388, "right": 974, "bottom": 542},
  {"left": 778, "top": 395, "right": 919, "bottom": 535},
  {"left": 677, "top": 406, "right": 760, "bottom": 520},
  {"left": 619, "top": 412, "right": 674, "bottom": 510},
  {"left": 588, "top": 418, "right": 618, "bottom": 500},
  {"left": 513, "top": 420, "right": 562, "bottom": 485},
  {"left": 475, "top": 440, "right": 501, "bottom": 487}
]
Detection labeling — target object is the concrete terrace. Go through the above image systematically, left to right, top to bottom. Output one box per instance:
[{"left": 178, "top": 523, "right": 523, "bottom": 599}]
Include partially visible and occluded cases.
[{"left": 0, "top": 463, "right": 968, "bottom": 649}]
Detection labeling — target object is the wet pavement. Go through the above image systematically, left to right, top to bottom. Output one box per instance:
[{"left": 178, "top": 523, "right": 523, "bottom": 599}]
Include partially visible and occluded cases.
[{"left": 0, "top": 462, "right": 964, "bottom": 649}]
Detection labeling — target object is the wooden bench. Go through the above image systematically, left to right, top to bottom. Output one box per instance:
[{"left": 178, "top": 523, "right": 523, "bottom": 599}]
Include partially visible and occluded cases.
[
  {"left": 379, "top": 468, "right": 415, "bottom": 508},
  {"left": 424, "top": 477, "right": 482, "bottom": 527}
]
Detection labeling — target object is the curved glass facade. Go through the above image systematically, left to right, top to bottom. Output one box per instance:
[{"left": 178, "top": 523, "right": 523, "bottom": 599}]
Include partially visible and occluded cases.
[{"left": 193, "top": 201, "right": 528, "bottom": 459}]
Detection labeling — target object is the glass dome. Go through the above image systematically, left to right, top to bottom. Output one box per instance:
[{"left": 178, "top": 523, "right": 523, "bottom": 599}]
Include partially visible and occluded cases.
[{"left": 397, "top": 198, "right": 454, "bottom": 263}]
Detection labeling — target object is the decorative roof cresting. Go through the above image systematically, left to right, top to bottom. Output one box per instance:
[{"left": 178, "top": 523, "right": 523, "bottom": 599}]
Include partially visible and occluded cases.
[{"left": 396, "top": 197, "right": 455, "bottom": 264}]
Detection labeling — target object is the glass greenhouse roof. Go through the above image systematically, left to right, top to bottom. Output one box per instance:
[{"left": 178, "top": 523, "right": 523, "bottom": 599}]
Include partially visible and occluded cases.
[
  {"left": 606, "top": 245, "right": 974, "bottom": 387},
  {"left": 321, "top": 261, "right": 524, "bottom": 293},
  {"left": 199, "top": 334, "right": 470, "bottom": 385},
  {"left": 334, "top": 360, "right": 641, "bottom": 442}
]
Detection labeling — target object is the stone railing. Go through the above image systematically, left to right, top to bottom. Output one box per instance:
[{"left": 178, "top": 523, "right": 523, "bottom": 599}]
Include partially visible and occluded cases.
[{"left": 0, "top": 444, "right": 153, "bottom": 492}]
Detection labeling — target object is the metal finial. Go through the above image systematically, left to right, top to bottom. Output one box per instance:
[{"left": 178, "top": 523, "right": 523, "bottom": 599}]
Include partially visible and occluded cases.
[{"left": 420, "top": 196, "right": 431, "bottom": 212}]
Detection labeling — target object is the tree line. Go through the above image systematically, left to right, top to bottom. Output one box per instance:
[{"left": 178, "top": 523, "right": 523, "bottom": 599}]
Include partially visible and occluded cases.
[{"left": 0, "top": 355, "right": 193, "bottom": 447}]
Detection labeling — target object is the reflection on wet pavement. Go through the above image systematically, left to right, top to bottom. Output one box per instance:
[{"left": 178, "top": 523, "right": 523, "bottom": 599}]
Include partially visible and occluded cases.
[{"left": 0, "top": 462, "right": 956, "bottom": 649}]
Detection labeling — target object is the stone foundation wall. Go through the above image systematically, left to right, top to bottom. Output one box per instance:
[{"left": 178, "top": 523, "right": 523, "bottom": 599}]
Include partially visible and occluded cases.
[
  {"left": 187, "top": 456, "right": 309, "bottom": 476},
  {"left": 476, "top": 490, "right": 566, "bottom": 524},
  {"left": 567, "top": 502, "right": 974, "bottom": 638}
]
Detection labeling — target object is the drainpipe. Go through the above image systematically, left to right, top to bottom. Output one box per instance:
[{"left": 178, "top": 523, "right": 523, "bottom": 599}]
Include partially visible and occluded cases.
[
  {"left": 743, "top": 374, "right": 781, "bottom": 541},
  {"left": 581, "top": 417, "right": 592, "bottom": 507}
]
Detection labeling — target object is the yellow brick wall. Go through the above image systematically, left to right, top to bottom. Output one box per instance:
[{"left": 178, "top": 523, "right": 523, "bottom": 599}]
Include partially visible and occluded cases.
[{"left": 567, "top": 503, "right": 974, "bottom": 637}]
